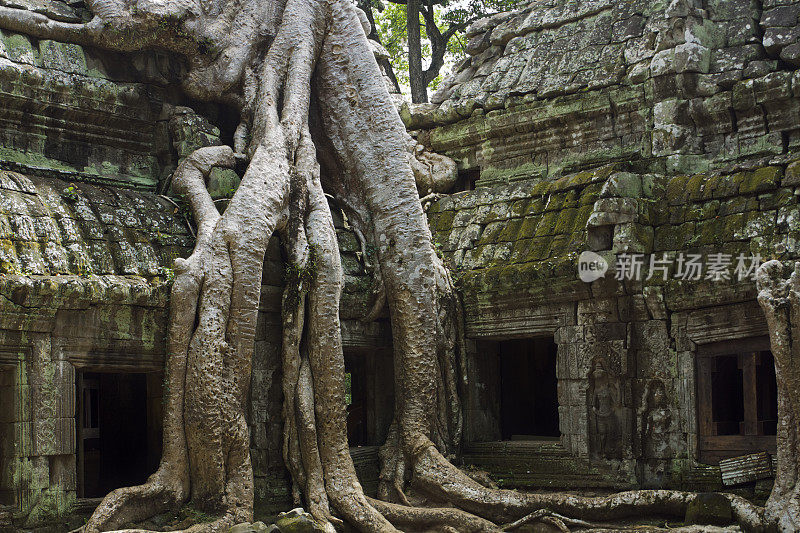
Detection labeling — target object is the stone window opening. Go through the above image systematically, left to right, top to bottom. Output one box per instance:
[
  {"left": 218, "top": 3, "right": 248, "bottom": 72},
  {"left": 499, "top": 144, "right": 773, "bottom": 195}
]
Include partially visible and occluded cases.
[
  {"left": 454, "top": 168, "right": 480, "bottom": 192},
  {"left": 696, "top": 337, "right": 778, "bottom": 464},
  {"left": 76, "top": 371, "right": 162, "bottom": 498}
]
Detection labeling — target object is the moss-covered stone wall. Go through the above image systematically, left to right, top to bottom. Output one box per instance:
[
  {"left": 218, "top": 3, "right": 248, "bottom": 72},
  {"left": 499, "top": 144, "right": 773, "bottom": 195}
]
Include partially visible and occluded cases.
[
  {"left": 409, "top": 0, "right": 800, "bottom": 187},
  {"left": 426, "top": 154, "right": 800, "bottom": 491}
]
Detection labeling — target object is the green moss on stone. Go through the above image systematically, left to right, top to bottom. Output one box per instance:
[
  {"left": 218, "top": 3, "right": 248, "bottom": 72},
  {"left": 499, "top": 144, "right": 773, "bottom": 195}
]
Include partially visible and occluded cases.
[
  {"left": 784, "top": 159, "right": 800, "bottom": 186},
  {"left": 740, "top": 166, "right": 782, "bottom": 194},
  {"left": 568, "top": 170, "right": 597, "bottom": 188},
  {"left": 710, "top": 173, "right": 739, "bottom": 198},
  {"left": 686, "top": 174, "right": 706, "bottom": 202},
  {"left": 666, "top": 175, "right": 690, "bottom": 205},
  {"left": 579, "top": 182, "right": 604, "bottom": 206},
  {"left": 760, "top": 188, "right": 793, "bottom": 211},
  {"left": 545, "top": 192, "right": 567, "bottom": 212},
  {"left": 718, "top": 196, "right": 758, "bottom": 216},
  {"left": 525, "top": 197, "right": 545, "bottom": 215},
  {"left": 509, "top": 199, "right": 530, "bottom": 217},
  {"left": 482, "top": 202, "right": 510, "bottom": 224},
  {"left": 553, "top": 208, "right": 579, "bottom": 234},
  {"left": 433, "top": 210, "right": 456, "bottom": 232},
  {"left": 534, "top": 211, "right": 559, "bottom": 237},
  {"left": 518, "top": 217, "right": 539, "bottom": 240},
  {"left": 497, "top": 218, "right": 523, "bottom": 242},
  {"left": 479, "top": 221, "right": 505, "bottom": 244},
  {"left": 654, "top": 222, "right": 696, "bottom": 251},
  {"left": 547, "top": 234, "right": 570, "bottom": 258},
  {"left": 511, "top": 238, "right": 533, "bottom": 262},
  {"left": 526, "top": 238, "right": 551, "bottom": 262}
]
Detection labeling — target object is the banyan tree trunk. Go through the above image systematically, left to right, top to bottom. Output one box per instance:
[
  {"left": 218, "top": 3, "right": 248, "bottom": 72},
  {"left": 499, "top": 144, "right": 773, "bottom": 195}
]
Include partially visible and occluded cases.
[{"left": 757, "top": 260, "right": 800, "bottom": 532}]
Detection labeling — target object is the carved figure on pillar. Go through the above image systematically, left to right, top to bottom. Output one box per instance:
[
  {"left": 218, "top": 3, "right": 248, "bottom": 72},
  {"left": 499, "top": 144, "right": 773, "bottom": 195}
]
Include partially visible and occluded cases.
[{"left": 589, "top": 356, "right": 621, "bottom": 459}]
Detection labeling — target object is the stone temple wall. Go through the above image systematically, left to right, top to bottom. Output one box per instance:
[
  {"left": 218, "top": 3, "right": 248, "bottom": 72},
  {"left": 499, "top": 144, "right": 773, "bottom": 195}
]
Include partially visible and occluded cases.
[
  {"left": 407, "top": 0, "right": 800, "bottom": 186},
  {"left": 414, "top": 0, "right": 800, "bottom": 494},
  {"left": 427, "top": 158, "right": 800, "bottom": 490}
]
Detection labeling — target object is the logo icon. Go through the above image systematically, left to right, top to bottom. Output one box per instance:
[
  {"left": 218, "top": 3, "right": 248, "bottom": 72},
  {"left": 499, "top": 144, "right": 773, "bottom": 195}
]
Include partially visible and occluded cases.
[{"left": 578, "top": 251, "right": 608, "bottom": 283}]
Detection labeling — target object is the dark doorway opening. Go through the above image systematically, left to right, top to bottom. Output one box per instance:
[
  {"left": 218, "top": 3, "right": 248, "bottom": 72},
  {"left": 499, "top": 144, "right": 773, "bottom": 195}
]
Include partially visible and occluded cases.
[
  {"left": 500, "top": 337, "right": 559, "bottom": 440},
  {"left": 697, "top": 337, "right": 778, "bottom": 464},
  {"left": 344, "top": 348, "right": 395, "bottom": 448},
  {"left": 345, "top": 354, "right": 368, "bottom": 447},
  {"left": 709, "top": 355, "right": 745, "bottom": 435},
  {"left": 0, "top": 367, "right": 13, "bottom": 505},
  {"left": 77, "top": 372, "right": 162, "bottom": 498}
]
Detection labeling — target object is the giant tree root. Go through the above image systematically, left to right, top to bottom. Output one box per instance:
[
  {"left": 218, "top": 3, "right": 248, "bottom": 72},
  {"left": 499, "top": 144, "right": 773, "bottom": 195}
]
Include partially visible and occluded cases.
[{"left": 2, "top": 0, "right": 796, "bottom": 531}]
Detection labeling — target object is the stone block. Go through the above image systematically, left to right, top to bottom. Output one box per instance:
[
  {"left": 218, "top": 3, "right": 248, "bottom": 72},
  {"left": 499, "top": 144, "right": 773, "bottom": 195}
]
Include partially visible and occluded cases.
[
  {"left": 762, "top": 4, "right": 800, "bottom": 28},
  {"left": 612, "top": 15, "right": 646, "bottom": 42},
  {"left": 763, "top": 26, "right": 800, "bottom": 55},
  {"left": 0, "top": 31, "right": 39, "bottom": 66},
  {"left": 38, "top": 40, "right": 87, "bottom": 74},
  {"left": 780, "top": 41, "right": 800, "bottom": 64},
  {"left": 675, "top": 42, "right": 711, "bottom": 73},
  {"left": 711, "top": 44, "right": 760, "bottom": 73},
  {"left": 650, "top": 48, "right": 676, "bottom": 76},
  {"left": 743, "top": 60, "right": 776, "bottom": 78},
  {"left": 753, "top": 71, "right": 792, "bottom": 103},
  {"left": 739, "top": 166, "right": 782, "bottom": 194},
  {"left": 599, "top": 173, "right": 642, "bottom": 198},
  {"left": 777, "top": 206, "right": 800, "bottom": 233},
  {"left": 613, "top": 223, "right": 654, "bottom": 254},
  {"left": 643, "top": 286, "right": 668, "bottom": 319},
  {"left": 578, "top": 298, "right": 619, "bottom": 322},
  {"left": 554, "top": 325, "right": 584, "bottom": 345},
  {"left": 12, "top": 421, "right": 33, "bottom": 457},
  {"left": 48, "top": 455, "right": 75, "bottom": 492},
  {"left": 276, "top": 508, "right": 326, "bottom": 532}
]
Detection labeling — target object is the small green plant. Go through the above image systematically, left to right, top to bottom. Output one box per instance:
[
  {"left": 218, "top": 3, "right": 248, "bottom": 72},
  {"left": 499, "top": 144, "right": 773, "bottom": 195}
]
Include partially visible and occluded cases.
[
  {"left": 61, "top": 184, "right": 79, "bottom": 202},
  {"left": 154, "top": 231, "right": 170, "bottom": 246},
  {"left": 433, "top": 240, "right": 445, "bottom": 260},
  {"left": 364, "top": 242, "right": 376, "bottom": 257},
  {"left": 75, "top": 255, "right": 95, "bottom": 277},
  {"left": 447, "top": 262, "right": 465, "bottom": 290},
  {"left": 157, "top": 266, "right": 175, "bottom": 282},
  {"left": 350, "top": 275, "right": 372, "bottom": 294},
  {"left": 179, "top": 503, "right": 214, "bottom": 524}
]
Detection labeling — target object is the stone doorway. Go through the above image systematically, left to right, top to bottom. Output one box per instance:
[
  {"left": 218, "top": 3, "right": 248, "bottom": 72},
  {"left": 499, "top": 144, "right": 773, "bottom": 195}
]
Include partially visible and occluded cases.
[
  {"left": 499, "top": 337, "right": 559, "bottom": 440},
  {"left": 697, "top": 337, "right": 778, "bottom": 464},
  {"left": 343, "top": 348, "right": 394, "bottom": 448},
  {"left": 345, "top": 354, "right": 368, "bottom": 447},
  {"left": 0, "top": 367, "right": 12, "bottom": 506},
  {"left": 76, "top": 371, "right": 162, "bottom": 498}
]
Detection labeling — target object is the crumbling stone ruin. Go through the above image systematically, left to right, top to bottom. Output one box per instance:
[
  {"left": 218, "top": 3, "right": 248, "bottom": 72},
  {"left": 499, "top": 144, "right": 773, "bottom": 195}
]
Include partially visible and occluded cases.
[
  {"left": 0, "top": 0, "right": 800, "bottom": 530},
  {"left": 408, "top": 0, "right": 800, "bottom": 520}
]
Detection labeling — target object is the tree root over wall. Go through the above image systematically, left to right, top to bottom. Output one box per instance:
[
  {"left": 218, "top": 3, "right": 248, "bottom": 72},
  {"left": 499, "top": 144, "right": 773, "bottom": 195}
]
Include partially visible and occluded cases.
[{"left": 0, "top": 0, "right": 797, "bottom": 531}]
